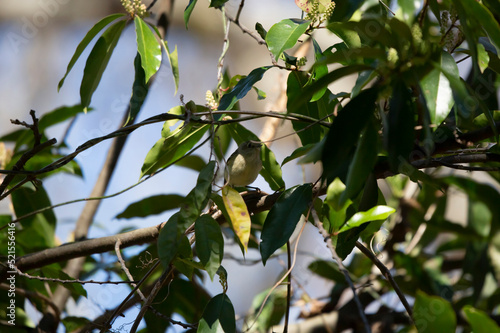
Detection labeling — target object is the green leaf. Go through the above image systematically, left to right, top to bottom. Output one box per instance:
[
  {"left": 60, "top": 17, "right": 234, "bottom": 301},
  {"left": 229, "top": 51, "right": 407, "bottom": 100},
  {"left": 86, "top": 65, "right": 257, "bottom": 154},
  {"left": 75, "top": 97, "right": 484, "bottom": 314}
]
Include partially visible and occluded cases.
[
  {"left": 184, "top": 0, "right": 198, "bottom": 29},
  {"left": 209, "top": 0, "right": 229, "bottom": 8},
  {"left": 58, "top": 13, "right": 126, "bottom": 91},
  {"left": 134, "top": 17, "right": 162, "bottom": 83},
  {"left": 265, "top": 19, "right": 310, "bottom": 60},
  {"left": 80, "top": 20, "right": 127, "bottom": 110},
  {"left": 255, "top": 22, "right": 267, "bottom": 40},
  {"left": 309, "top": 38, "right": 328, "bottom": 102},
  {"left": 164, "top": 41, "right": 179, "bottom": 94},
  {"left": 126, "top": 53, "right": 148, "bottom": 126},
  {"left": 421, "top": 54, "right": 454, "bottom": 127},
  {"left": 218, "top": 67, "right": 271, "bottom": 111},
  {"left": 286, "top": 71, "right": 321, "bottom": 146},
  {"left": 386, "top": 81, "right": 416, "bottom": 172},
  {"left": 321, "top": 88, "right": 378, "bottom": 183},
  {"left": 38, "top": 105, "right": 88, "bottom": 132},
  {"left": 340, "top": 121, "right": 378, "bottom": 206},
  {"left": 140, "top": 122, "right": 208, "bottom": 178},
  {"left": 226, "top": 123, "right": 285, "bottom": 191},
  {"left": 282, "top": 144, "right": 314, "bottom": 166},
  {"left": 175, "top": 155, "right": 206, "bottom": 172},
  {"left": 178, "top": 161, "right": 216, "bottom": 228},
  {"left": 11, "top": 184, "right": 56, "bottom": 250},
  {"left": 260, "top": 184, "right": 313, "bottom": 265},
  {"left": 222, "top": 186, "right": 251, "bottom": 252},
  {"left": 115, "top": 194, "right": 185, "bottom": 219},
  {"left": 338, "top": 205, "right": 395, "bottom": 233},
  {"left": 158, "top": 213, "right": 181, "bottom": 268},
  {"left": 195, "top": 215, "right": 224, "bottom": 280},
  {"left": 308, "top": 259, "right": 346, "bottom": 282},
  {"left": 244, "top": 287, "right": 287, "bottom": 332},
  {"left": 414, "top": 291, "right": 456, "bottom": 333},
  {"left": 198, "top": 294, "right": 236, "bottom": 333},
  {"left": 463, "top": 305, "right": 500, "bottom": 333},
  {"left": 62, "top": 317, "right": 91, "bottom": 332}
]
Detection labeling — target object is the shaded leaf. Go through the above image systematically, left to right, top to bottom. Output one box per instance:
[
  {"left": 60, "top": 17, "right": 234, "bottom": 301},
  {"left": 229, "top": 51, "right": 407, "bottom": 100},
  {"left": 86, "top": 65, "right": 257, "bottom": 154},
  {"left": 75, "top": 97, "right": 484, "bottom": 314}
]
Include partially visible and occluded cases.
[
  {"left": 184, "top": 0, "right": 198, "bottom": 29},
  {"left": 80, "top": 20, "right": 127, "bottom": 110},
  {"left": 125, "top": 53, "right": 148, "bottom": 126},
  {"left": 219, "top": 67, "right": 271, "bottom": 111},
  {"left": 321, "top": 88, "right": 378, "bottom": 183},
  {"left": 260, "top": 184, "right": 313, "bottom": 265},
  {"left": 115, "top": 194, "right": 184, "bottom": 219},
  {"left": 195, "top": 215, "right": 224, "bottom": 280},
  {"left": 198, "top": 294, "right": 236, "bottom": 333},
  {"left": 463, "top": 305, "right": 500, "bottom": 333}
]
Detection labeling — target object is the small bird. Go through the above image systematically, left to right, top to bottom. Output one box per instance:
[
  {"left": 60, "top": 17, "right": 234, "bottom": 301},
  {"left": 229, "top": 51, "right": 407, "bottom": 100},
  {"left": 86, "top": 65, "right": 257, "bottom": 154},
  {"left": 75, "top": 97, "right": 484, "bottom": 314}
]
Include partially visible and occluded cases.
[{"left": 225, "top": 141, "right": 263, "bottom": 187}]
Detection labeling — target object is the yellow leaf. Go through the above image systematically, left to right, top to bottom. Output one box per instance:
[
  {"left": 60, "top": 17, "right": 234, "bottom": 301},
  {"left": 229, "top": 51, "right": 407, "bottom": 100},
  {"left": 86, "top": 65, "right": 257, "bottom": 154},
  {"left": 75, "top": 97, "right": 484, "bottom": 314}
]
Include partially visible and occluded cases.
[{"left": 222, "top": 186, "right": 251, "bottom": 252}]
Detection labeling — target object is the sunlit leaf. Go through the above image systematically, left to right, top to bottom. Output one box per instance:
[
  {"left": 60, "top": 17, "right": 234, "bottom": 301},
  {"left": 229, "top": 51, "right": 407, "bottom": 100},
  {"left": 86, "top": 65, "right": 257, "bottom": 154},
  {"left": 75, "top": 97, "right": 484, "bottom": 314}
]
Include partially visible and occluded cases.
[
  {"left": 184, "top": 0, "right": 198, "bottom": 29},
  {"left": 58, "top": 13, "right": 126, "bottom": 91},
  {"left": 134, "top": 17, "right": 162, "bottom": 83},
  {"left": 266, "top": 19, "right": 310, "bottom": 60},
  {"left": 338, "top": 205, "right": 395, "bottom": 233},
  {"left": 463, "top": 305, "right": 500, "bottom": 333}
]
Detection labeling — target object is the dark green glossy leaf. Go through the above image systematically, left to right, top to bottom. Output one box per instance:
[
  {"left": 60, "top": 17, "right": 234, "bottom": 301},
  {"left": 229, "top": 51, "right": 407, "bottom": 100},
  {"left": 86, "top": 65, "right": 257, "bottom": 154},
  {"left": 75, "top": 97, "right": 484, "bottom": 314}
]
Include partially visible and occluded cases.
[
  {"left": 184, "top": 0, "right": 198, "bottom": 29},
  {"left": 209, "top": 0, "right": 229, "bottom": 7},
  {"left": 328, "top": 0, "right": 363, "bottom": 22},
  {"left": 58, "top": 13, "right": 126, "bottom": 91},
  {"left": 134, "top": 17, "right": 162, "bottom": 83},
  {"left": 266, "top": 19, "right": 310, "bottom": 60},
  {"left": 80, "top": 20, "right": 127, "bottom": 110},
  {"left": 255, "top": 22, "right": 267, "bottom": 40},
  {"left": 126, "top": 53, "right": 148, "bottom": 126},
  {"left": 218, "top": 67, "right": 271, "bottom": 111},
  {"left": 286, "top": 71, "right": 321, "bottom": 146},
  {"left": 386, "top": 81, "right": 415, "bottom": 172},
  {"left": 321, "top": 88, "right": 378, "bottom": 183},
  {"left": 340, "top": 121, "right": 378, "bottom": 206},
  {"left": 140, "top": 122, "right": 208, "bottom": 178},
  {"left": 226, "top": 123, "right": 285, "bottom": 191},
  {"left": 178, "top": 161, "right": 216, "bottom": 229},
  {"left": 11, "top": 184, "right": 56, "bottom": 250},
  {"left": 260, "top": 184, "right": 313, "bottom": 265},
  {"left": 115, "top": 194, "right": 184, "bottom": 219},
  {"left": 158, "top": 212, "right": 181, "bottom": 268},
  {"left": 195, "top": 215, "right": 224, "bottom": 280},
  {"left": 414, "top": 291, "right": 456, "bottom": 333},
  {"left": 198, "top": 293, "right": 236, "bottom": 333}
]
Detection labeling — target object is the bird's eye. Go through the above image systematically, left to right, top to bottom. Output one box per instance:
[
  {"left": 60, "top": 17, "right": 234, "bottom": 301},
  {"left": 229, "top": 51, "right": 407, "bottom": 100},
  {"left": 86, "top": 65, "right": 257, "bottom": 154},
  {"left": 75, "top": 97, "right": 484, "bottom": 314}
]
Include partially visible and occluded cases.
[{"left": 246, "top": 142, "right": 252, "bottom": 148}]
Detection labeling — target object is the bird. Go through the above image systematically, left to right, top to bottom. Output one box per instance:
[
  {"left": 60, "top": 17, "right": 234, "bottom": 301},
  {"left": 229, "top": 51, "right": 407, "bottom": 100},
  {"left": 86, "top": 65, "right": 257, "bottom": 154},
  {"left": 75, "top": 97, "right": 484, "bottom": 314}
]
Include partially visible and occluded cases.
[{"left": 225, "top": 141, "right": 263, "bottom": 187}]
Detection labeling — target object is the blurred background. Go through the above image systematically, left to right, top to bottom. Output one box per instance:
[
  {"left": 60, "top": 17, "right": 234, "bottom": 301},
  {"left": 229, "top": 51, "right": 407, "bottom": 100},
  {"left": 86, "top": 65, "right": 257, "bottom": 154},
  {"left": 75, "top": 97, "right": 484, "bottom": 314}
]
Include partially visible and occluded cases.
[{"left": 0, "top": 0, "right": 348, "bottom": 330}]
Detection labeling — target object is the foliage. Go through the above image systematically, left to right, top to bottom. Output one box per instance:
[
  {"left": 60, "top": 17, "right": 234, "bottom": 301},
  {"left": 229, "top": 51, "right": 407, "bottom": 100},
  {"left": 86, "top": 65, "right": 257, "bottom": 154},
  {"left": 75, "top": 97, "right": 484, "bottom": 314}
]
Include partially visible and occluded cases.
[{"left": 1, "top": 0, "right": 500, "bottom": 332}]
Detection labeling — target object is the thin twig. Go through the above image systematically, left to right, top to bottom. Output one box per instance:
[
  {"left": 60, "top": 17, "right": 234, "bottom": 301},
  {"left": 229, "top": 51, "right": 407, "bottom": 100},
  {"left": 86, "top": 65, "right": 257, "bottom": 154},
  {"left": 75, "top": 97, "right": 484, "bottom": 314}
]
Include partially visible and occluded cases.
[
  {"left": 235, "top": 0, "right": 245, "bottom": 23},
  {"left": 217, "top": 6, "right": 231, "bottom": 92},
  {"left": 314, "top": 217, "right": 371, "bottom": 333},
  {"left": 115, "top": 240, "right": 147, "bottom": 300},
  {"left": 284, "top": 241, "right": 292, "bottom": 333},
  {"left": 355, "top": 241, "right": 414, "bottom": 322},
  {"left": 13, "top": 266, "right": 138, "bottom": 285}
]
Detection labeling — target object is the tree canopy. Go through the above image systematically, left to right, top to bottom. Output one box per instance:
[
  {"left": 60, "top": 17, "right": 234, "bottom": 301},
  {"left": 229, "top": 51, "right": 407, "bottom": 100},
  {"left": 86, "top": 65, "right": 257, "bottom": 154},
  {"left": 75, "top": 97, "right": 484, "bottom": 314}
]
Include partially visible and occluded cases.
[{"left": 1, "top": 0, "right": 500, "bottom": 332}]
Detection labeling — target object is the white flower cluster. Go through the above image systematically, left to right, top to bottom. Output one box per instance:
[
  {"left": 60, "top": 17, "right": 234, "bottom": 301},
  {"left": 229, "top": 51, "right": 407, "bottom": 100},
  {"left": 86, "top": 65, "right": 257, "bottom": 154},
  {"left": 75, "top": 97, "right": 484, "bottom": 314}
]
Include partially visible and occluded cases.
[{"left": 121, "top": 0, "right": 147, "bottom": 18}]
